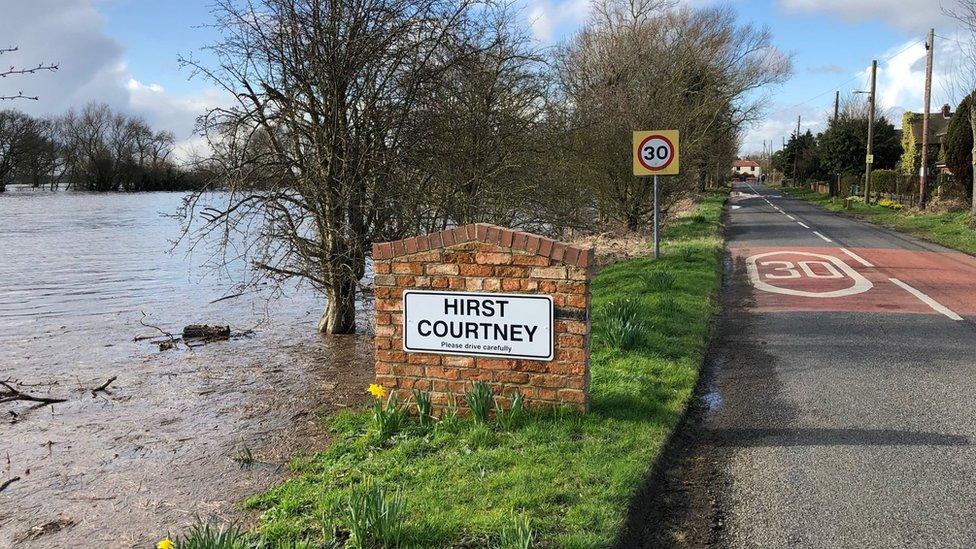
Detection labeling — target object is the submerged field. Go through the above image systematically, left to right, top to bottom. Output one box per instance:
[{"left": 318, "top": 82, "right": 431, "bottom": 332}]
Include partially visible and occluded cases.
[{"left": 194, "top": 193, "right": 727, "bottom": 547}]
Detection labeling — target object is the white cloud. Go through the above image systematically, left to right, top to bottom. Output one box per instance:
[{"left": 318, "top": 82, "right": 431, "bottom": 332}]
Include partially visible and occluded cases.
[
  {"left": 0, "top": 0, "right": 221, "bottom": 162},
  {"left": 524, "top": 0, "right": 591, "bottom": 41},
  {"left": 778, "top": 0, "right": 952, "bottom": 30}
]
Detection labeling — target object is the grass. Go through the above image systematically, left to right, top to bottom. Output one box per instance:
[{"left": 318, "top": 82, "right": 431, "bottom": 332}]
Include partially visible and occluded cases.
[
  {"left": 782, "top": 187, "right": 976, "bottom": 255},
  {"left": 184, "top": 192, "right": 726, "bottom": 548}
]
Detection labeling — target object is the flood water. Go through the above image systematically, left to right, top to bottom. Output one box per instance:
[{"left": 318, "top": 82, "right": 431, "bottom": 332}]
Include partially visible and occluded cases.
[{"left": 0, "top": 187, "right": 372, "bottom": 547}]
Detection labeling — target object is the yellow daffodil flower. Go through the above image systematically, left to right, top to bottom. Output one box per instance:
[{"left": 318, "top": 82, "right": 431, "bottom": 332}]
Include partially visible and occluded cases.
[
  {"left": 367, "top": 383, "right": 387, "bottom": 399},
  {"left": 157, "top": 538, "right": 175, "bottom": 549}
]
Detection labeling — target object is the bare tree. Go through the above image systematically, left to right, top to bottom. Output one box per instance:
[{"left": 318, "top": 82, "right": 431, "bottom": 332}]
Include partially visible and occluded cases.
[
  {"left": 178, "top": 0, "right": 511, "bottom": 334},
  {"left": 555, "top": 0, "right": 791, "bottom": 229},
  {"left": 0, "top": 45, "right": 58, "bottom": 101}
]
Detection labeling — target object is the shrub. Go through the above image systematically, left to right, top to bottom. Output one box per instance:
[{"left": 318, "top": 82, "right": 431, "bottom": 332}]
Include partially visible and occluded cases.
[{"left": 878, "top": 198, "right": 904, "bottom": 210}]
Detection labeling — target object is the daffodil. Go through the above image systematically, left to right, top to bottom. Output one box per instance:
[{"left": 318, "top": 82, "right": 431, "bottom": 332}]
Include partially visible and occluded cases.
[
  {"left": 367, "top": 383, "right": 387, "bottom": 399},
  {"left": 157, "top": 538, "right": 175, "bottom": 549}
]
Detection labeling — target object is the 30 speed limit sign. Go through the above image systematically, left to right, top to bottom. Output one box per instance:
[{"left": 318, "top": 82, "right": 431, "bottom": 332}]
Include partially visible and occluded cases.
[{"left": 633, "top": 130, "right": 680, "bottom": 176}]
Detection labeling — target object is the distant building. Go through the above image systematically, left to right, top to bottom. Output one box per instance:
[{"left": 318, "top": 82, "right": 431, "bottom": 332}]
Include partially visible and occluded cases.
[
  {"left": 906, "top": 104, "right": 953, "bottom": 176},
  {"left": 732, "top": 159, "right": 762, "bottom": 179}
]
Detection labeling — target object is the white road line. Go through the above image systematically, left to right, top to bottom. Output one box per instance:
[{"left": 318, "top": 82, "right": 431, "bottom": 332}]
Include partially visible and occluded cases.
[
  {"left": 786, "top": 214, "right": 796, "bottom": 220},
  {"left": 797, "top": 221, "right": 810, "bottom": 229},
  {"left": 812, "top": 231, "right": 833, "bottom": 243},
  {"left": 840, "top": 248, "right": 874, "bottom": 267},
  {"left": 888, "top": 277, "right": 963, "bottom": 321}
]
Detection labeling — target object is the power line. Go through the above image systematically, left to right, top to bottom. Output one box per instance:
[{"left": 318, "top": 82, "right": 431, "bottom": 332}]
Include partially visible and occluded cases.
[{"left": 785, "top": 37, "right": 926, "bottom": 111}]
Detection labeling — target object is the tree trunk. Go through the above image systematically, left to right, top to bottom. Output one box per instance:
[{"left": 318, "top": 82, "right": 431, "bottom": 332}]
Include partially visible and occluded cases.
[{"left": 318, "top": 279, "right": 357, "bottom": 334}]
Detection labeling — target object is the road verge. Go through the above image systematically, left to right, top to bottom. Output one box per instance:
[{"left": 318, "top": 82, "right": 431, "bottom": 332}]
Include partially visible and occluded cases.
[
  {"left": 781, "top": 187, "right": 976, "bottom": 255},
  {"left": 166, "top": 192, "right": 727, "bottom": 547}
]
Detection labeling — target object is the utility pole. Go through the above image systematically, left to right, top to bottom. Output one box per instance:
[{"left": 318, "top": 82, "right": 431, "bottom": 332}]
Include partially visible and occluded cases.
[
  {"left": 920, "top": 28, "right": 935, "bottom": 209},
  {"left": 864, "top": 60, "right": 877, "bottom": 203},
  {"left": 833, "top": 90, "right": 840, "bottom": 197},
  {"left": 793, "top": 115, "right": 801, "bottom": 187}
]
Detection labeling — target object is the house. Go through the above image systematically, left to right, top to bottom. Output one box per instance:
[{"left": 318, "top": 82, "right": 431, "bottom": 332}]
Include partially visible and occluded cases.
[
  {"left": 906, "top": 104, "right": 953, "bottom": 176},
  {"left": 732, "top": 159, "right": 762, "bottom": 179}
]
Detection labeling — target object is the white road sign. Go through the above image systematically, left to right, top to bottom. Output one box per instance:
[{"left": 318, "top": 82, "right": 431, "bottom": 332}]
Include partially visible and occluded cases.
[{"left": 403, "top": 290, "right": 553, "bottom": 361}]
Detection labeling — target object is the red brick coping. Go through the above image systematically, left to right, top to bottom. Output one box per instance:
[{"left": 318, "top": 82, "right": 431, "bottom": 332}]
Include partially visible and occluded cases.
[{"left": 372, "top": 223, "right": 594, "bottom": 268}]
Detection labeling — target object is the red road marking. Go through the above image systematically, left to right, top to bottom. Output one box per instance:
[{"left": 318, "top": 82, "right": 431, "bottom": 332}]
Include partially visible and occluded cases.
[{"left": 732, "top": 246, "right": 976, "bottom": 317}]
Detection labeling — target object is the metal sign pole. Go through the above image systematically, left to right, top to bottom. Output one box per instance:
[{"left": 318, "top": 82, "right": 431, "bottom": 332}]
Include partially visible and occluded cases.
[{"left": 653, "top": 175, "right": 660, "bottom": 259}]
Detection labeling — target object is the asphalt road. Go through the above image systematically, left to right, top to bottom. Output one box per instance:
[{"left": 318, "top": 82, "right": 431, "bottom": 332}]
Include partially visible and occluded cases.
[{"left": 622, "top": 183, "right": 976, "bottom": 548}]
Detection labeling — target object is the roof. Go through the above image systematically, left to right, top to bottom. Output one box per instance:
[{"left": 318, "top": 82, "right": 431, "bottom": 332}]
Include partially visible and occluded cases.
[
  {"left": 908, "top": 113, "right": 952, "bottom": 144},
  {"left": 733, "top": 159, "right": 761, "bottom": 168},
  {"left": 372, "top": 223, "right": 594, "bottom": 268}
]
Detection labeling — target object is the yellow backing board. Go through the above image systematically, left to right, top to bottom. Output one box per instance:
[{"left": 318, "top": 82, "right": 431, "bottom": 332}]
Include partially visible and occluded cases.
[{"left": 633, "top": 130, "right": 680, "bottom": 176}]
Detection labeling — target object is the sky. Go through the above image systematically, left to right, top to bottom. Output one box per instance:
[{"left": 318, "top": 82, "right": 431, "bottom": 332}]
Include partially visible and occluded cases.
[{"left": 0, "top": 0, "right": 971, "bottom": 159}]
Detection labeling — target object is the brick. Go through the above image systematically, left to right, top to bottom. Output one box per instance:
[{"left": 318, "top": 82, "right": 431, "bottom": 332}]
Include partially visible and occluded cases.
[
  {"left": 476, "top": 224, "right": 489, "bottom": 240},
  {"left": 486, "top": 226, "right": 501, "bottom": 244},
  {"left": 441, "top": 229, "right": 456, "bottom": 247},
  {"left": 500, "top": 229, "right": 514, "bottom": 247},
  {"left": 429, "top": 232, "right": 443, "bottom": 248},
  {"left": 513, "top": 232, "right": 528, "bottom": 250},
  {"left": 417, "top": 235, "right": 430, "bottom": 252},
  {"left": 525, "top": 235, "right": 541, "bottom": 254},
  {"left": 404, "top": 237, "right": 418, "bottom": 254},
  {"left": 538, "top": 239, "right": 554, "bottom": 257},
  {"left": 374, "top": 242, "right": 392, "bottom": 260},
  {"left": 551, "top": 242, "right": 567, "bottom": 261},
  {"left": 564, "top": 247, "right": 580, "bottom": 265},
  {"left": 444, "top": 252, "right": 475, "bottom": 264},
  {"left": 476, "top": 252, "right": 512, "bottom": 265},
  {"left": 512, "top": 254, "right": 550, "bottom": 266},
  {"left": 374, "top": 262, "right": 391, "bottom": 274},
  {"left": 393, "top": 262, "right": 423, "bottom": 274},
  {"left": 427, "top": 263, "right": 459, "bottom": 276},
  {"left": 460, "top": 264, "right": 493, "bottom": 277},
  {"left": 495, "top": 266, "right": 526, "bottom": 278},
  {"left": 531, "top": 266, "right": 567, "bottom": 279},
  {"left": 569, "top": 267, "right": 589, "bottom": 281},
  {"left": 374, "top": 274, "right": 396, "bottom": 286},
  {"left": 395, "top": 275, "right": 416, "bottom": 286},
  {"left": 413, "top": 276, "right": 432, "bottom": 287},
  {"left": 432, "top": 277, "right": 449, "bottom": 288},
  {"left": 449, "top": 278, "right": 465, "bottom": 289},
  {"left": 465, "top": 278, "right": 484, "bottom": 291},
  {"left": 483, "top": 278, "right": 501, "bottom": 291},
  {"left": 501, "top": 279, "right": 520, "bottom": 291},
  {"left": 520, "top": 280, "right": 538, "bottom": 291},
  {"left": 538, "top": 281, "right": 557, "bottom": 292},
  {"left": 557, "top": 282, "right": 585, "bottom": 294},
  {"left": 566, "top": 294, "right": 587, "bottom": 308},
  {"left": 376, "top": 299, "right": 401, "bottom": 312},
  {"left": 561, "top": 321, "right": 588, "bottom": 335},
  {"left": 375, "top": 324, "right": 396, "bottom": 337},
  {"left": 557, "top": 334, "right": 585, "bottom": 348},
  {"left": 374, "top": 337, "right": 393, "bottom": 350},
  {"left": 556, "top": 348, "right": 586, "bottom": 362},
  {"left": 376, "top": 350, "right": 406, "bottom": 362},
  {"left": 408, "top": 353, "right": 441, "bottom": 365},
  {"left": 443, "top": 356, "right": 475, "bottom": 367},
  {"left": 478, "top": 358, "right": 514, "bottom": 370},
  {"left": 548, "top": 361, "right": 585, "bottom": 375},
  {"left": 374, "top": 362, "right": 392, "bottom": 375},
  {"left": 394, "top": 364, "right": 425, "bottom": 377},
  {"left": 427, "top": 366, "right": 459, "bottom": 380},
  {"left": 460, "top": 369, "right": 493, "bottom": 381},
  {"left": 495, "top": 371, "right": 530, "bottom": 384},
  {"left": 376, "top": 375, "right": 397, "bottom": 388},
  {"left": 558, "top": 389, "right": 586, "bottom": 404}
]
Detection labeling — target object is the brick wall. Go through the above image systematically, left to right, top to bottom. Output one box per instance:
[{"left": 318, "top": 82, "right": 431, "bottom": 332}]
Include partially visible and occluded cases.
[{"left": 372, "top": 223, "right": 594, "bottom": 411}]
